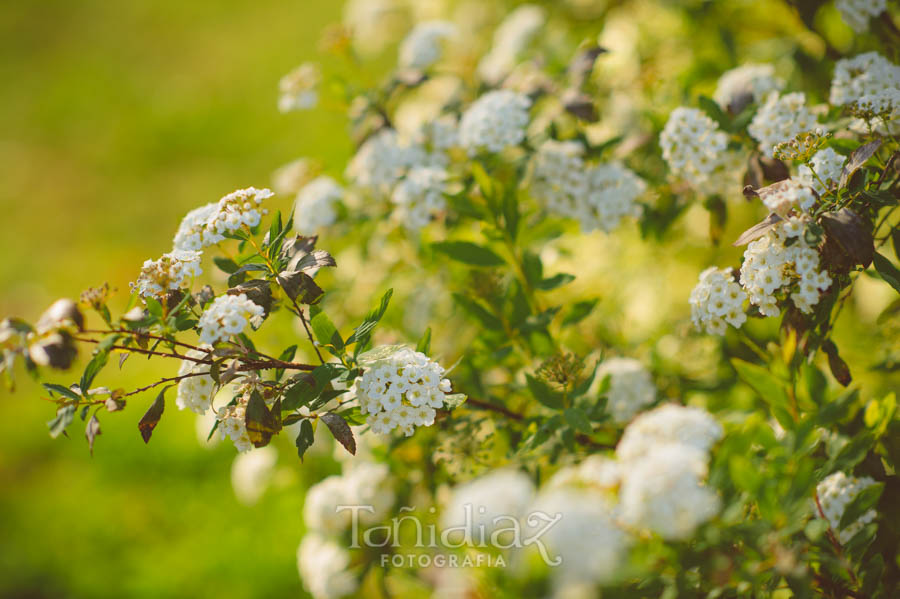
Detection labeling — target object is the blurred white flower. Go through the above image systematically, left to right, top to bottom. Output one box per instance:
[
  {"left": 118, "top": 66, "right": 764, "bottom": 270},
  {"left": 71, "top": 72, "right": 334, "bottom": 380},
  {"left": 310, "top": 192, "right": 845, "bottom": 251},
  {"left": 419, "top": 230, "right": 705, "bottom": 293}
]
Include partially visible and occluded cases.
[{"left": 231, "top": 446, "right": 278, "bottom": 506}]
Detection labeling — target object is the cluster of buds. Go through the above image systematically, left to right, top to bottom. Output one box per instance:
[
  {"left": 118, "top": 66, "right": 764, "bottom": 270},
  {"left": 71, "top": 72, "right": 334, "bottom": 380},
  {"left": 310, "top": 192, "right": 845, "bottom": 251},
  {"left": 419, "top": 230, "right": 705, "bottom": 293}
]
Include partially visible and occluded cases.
[{"left": 773, "top": 129, "right": 832, "bottom": 163}]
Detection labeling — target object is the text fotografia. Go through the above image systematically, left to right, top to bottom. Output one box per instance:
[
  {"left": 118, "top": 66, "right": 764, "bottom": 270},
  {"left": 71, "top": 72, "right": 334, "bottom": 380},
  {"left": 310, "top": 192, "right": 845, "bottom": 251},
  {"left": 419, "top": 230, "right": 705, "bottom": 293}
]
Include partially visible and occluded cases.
[{"left": 336, "top": 504, "right": 563, "bottom": 567}]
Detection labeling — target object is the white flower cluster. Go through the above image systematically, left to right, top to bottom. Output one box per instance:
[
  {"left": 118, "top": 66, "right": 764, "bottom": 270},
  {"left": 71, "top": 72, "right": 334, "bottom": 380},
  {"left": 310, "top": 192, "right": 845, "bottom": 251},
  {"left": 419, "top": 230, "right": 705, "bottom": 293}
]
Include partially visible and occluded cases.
[
  {"left": 836, "top": 0, "right": 887, "bottom": 33},
  {"left": 477, "top": 4, "right": 545, "bottom": 84},
  {"left": 398, "top": 20, "right": 456, "bottom": 71},
  {"left": 829, "top": 52, "right": 900, "bottom": 107},
  {"left": 278, "top": 63, "right": 320, "bottom": 113},
  {"left": 714, "top": 63, "right": 784, "bottom": 108},
  {"left": 855, "top": 88, "right": 900, "bottom": 132},
  {"left": 458, "top": 90, "right": 531, "bottom": 155},
  {"left": 748, "top": 93, "right": 818, "bottom": 157},
  {"left": 660, "top": 107, "right": 744, "bottom": 197},
  {"left": 345, "top": 129, "right": 430, "bottom": 199},
  {"left": 531, "top": 140, "right": 645, "bottom": 233},
  {"left": 797, "top": 147, "right": 846, "bottom": 196},
  {"left": 391, "top": 166, "right": 447, "bottom": 230},
  {"left": 293, "top": 176, "right": 343, "bottom": 235},
  {"left": 757, "top": 178, "right": 817, "bottom": 216},
  {"left": 173, "top": 187, "right": 272, "bottom": 251},
  {"left": 740, "top": 219, "right": 832, "bottom": 316},
  {"left": 130, "top": 250, "right": 202, "bottom": 299},
  {"left": 690, "top": 267, "right": 748, "bottom": 335},
  {"left": 198, "top": 293, "right": 265, "bottom": 345},
  {"left": 354, "top": 347, "right": 450, "bottom": 436},
  {"left": 175, "top": 349, "right": 215, "bottom": 415},
  {"left": 597, "top": 357, "right": 656, "bottom": 423},
  {"left": 216, "top": 399, "right": 253, "bottom": 453},
  {"left": 616, "top": 404, "right": 723, "bottom": 540},
  {"left": 231, "top": 446, "right": 277, "bottom": 506},
  {"left": 299, "top": 462, "right": 395, "bottom": 599},
  {"left": 304, "top": 462, "right": 395, "bottom": 534},
  {"left": 442, "top": 469, "right": 536, "bottom": 543},
  {"left": 816, "top": 471, "right": 878, "bottom": 544},
  {"left": 528, "top": 487, "right": 628, "bottom": 590},
  {"left": 297, "top": 534, "right": 358, "bottom": 599}
]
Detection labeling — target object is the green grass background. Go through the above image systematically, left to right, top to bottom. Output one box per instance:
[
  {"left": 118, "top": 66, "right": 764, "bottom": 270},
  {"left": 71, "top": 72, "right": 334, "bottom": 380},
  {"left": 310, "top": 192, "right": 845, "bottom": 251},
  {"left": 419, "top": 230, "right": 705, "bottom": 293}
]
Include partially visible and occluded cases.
[{"left": 0, "top": 1, "right": 349, "bottom": 597}]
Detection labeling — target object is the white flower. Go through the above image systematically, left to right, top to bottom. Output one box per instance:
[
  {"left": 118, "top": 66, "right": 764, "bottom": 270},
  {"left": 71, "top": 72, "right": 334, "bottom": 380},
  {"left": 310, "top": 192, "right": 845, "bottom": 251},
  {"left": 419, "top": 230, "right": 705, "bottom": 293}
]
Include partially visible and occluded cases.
[
  {"left": 836, "top": 0, "right": 887, "bottom": 33},
  {"left": 477, "top": 5, "right": 545, "bottom": 84},
  {"left": 399, "top": 21, "right": 456, "bottom": 70},
  {"left": 830, "top": 52, "right": 900, "bottom": 107},
  {"left": 278, "top": 63, "right": 320, "bottom": 113},
  {"left": 714, "top": 63, "right": 784, "bottom": 108},
  {"left": 458, "top": 90, "right": 531, "bottom": 155},
  {"left": 748, "top": 92, "right": 818, "bottom": 158},
  {"left": 659, "top": 107, "right": 744, "bottom": 196},
  {"left": 345, "top": 129, "right": 429, "bottom": 199},
  {"left": 530, "top": 140, "right": 645, "bottom": 233},
  {"left": 798, "top": 148, "right": 846, "bottom": 196},
  {"left": 391, "top": 166, "right": 447, "bottom": 230},
  {"left": 293, "top": 176, "right": 343, "bottom": 235},
  {"left": 756, "top": 178, "right": 818, "bottom": 215},
  {"left": 173, "top": 188, "right": 272, "bottom": 251},
  {"left": 739, "top": 219, "right": 831, "bottom": 316},
  {"left": 131, "top": 250, "right": 202, "bottom": 299},
  {"left": 690, "top": 266, "right": 748, "bottom": 335},
  {"left": 198, "top": 293, "right": 265, "bottom": 345},
  {"left": 354, "top": 347, "right": 450, "bottom": 437},
  {"left": 175, "top": 349, "right": 215, "bottom": 415},
  {"left": 597, "top": 358, "right": 656, "bottom": 423},
  {"left": 216, "top": 398, "right": 253, "bottom": 453},
  {"left": 616, "top": 403, "right": 723, "bottom": 463},
  {"left": 618, "top": 443, "right": 720, "bottom": 540},
  {"left": 231, "top": 446, "right": 277, "bottom": 506},
  {"left": 547, "top": 455, "right": 621, "bottom": 493},
  {"left": 342, "top": 461, "right": 395, "bottom": 525},
  {"left": 442, "top": 469, "right": 535, "bottom": 543},
  {"left": 816, "top": 471, "right": 879, "bottom": 544},
  {"left": 304, "top": 475, "right": 353, "bottom": 534},
  {"left": 525, "top": 487, "right": 628, "bottom": 587},
  {"left": 297, "top": 533, "right": 359, "bottom": 599}
]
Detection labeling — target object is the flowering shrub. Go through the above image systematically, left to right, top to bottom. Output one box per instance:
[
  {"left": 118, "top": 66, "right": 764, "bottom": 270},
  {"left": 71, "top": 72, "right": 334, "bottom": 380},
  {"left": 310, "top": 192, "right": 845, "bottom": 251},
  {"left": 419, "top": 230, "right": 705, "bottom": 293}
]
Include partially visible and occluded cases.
[{"left": 3, "top": 0, "right": 900, "bottom": 597}]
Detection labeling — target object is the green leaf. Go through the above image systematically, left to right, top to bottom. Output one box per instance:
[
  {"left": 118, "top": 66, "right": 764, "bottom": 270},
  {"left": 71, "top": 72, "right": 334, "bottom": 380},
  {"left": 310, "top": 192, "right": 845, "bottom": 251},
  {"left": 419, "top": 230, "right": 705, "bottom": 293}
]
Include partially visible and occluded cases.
[
  {"left": 698, "top": 95, "right": 728, "bottom": 129},
  {"left": 471, "top": 161, "right": 495, "bottom": 200},
  {"left": 502, "top": 187, "right": 520, "bottom": 241},
  {"left": 432, "top": 241, "right": 505, "bottom": 267},
  {"left": 522, "top": 251, "right": 543, "bottom": 287},
  {"left": 873, "top": 251, "right": 900, "bottom": 294},
  {"left": 213, "top": 257, "right": 240, "bottom": 274},
  {"left": 277, "top": 270, "right": 324, "bottom": 304},
  {"left": 537, "top": 273, "right": 575, "bottom": 291},
  {"left": 346, "top": 289, "right": 393, "bottom": 346},
  {"left": 452, "top": 293, "right": 503, "bottom": 330},
  {"left": 144, "top": 296, "right": 163, "bottom": 318},
  {"left": 561, "top": 300, "right": 597, "bottom": 326},
  {"left": 309, "top": 306, "right": 344, "bottom": 351},
  {"left": 416, "top": 327, "right": 431, "bottom": 355},
  {"left": 80, "top": 337, "right": 115, "bottom": 393},
  {"left": 274, "top": 344, "right": 297, "bottom": 381},
  {"left": 731, "top": 358, "right": 792, "bottom": 422},
  {"left": 282, "top": 364, "right": 345, "bottom": 411},
  {"left": 526, "top": 375, "right": 563, "bottom": 410},
  {"left": 43, "top": 383, "right": 82, "bottom": 402},
  {"left": 138, "top": 387, "right": 168, "bottom": 443},
  {"left": 245, "top": 390, "right": 280, "bottom": 448},
  {"left": 443, "top": 393, "right": 467, "bottom": 409},
  {"left": 47, "top": 404, "right": 77, "bottom": 439},
  {"left": 564, "top": 407, "right": 592, "bottom": 434},
  {"left": 320, "top": 412, "right": 356, "bottom": 455},
  {"left": 295, "top": 419, "right": 315, "bottom": 461},
  {"left": 830, "top": 433, "right": 874, "bottom": 472},
  {"left": 838, "top": 482, "right": 883, "bottom": 530}
]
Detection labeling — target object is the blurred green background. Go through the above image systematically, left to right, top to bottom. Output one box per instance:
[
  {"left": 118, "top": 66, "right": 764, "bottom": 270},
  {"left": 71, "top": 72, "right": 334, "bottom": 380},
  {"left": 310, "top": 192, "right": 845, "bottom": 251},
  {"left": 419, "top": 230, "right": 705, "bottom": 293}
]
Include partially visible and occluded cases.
[{"left": 0, "top": 1, "right": 348, "bottom": 597}]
